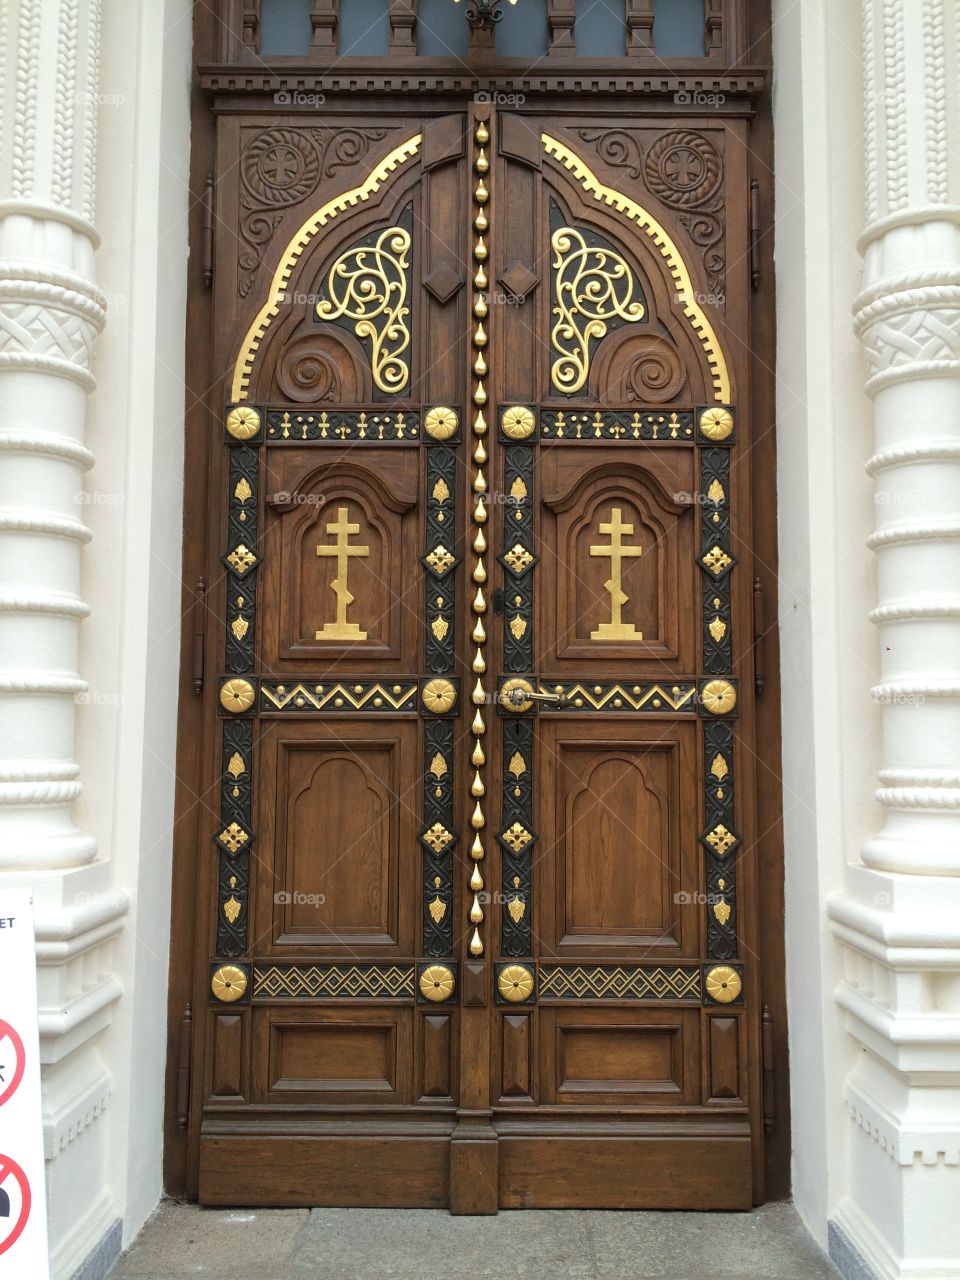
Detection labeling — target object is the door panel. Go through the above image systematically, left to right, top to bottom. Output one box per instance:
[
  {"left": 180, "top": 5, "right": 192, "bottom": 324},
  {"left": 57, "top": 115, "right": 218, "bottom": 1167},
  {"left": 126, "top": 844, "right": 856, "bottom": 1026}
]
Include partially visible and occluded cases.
[{"left": 185, "top": 98, "right": 765, "bottom": 1212}]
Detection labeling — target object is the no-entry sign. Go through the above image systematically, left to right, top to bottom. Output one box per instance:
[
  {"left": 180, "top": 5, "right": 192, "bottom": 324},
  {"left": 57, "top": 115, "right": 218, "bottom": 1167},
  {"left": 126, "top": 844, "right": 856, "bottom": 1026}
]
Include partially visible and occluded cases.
[{"left": 0, "top": 892, "right": 49, "bottom": 1277}]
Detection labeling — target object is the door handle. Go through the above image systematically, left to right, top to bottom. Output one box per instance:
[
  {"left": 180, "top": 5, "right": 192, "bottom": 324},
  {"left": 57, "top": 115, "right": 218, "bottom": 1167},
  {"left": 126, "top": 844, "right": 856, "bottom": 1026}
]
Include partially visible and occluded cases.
[{"left": 499, "top": 678, "right": 568, "bottom": 712}]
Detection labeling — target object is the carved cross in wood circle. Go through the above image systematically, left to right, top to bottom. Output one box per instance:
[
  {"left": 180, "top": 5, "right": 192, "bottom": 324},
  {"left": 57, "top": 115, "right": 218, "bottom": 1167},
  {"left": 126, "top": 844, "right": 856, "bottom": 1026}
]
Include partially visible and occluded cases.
[
  {"left": 260, "top": 145, "right": 302, "bottom": 187},
  {"left": 663, "top": 146, "right": 705, "bottom": 190}
]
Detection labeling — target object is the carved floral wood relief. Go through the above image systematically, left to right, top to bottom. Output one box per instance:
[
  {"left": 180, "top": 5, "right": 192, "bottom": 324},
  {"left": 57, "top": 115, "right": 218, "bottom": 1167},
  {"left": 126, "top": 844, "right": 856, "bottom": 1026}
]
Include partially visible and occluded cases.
[
  {"left": 238, "top": 125, "right": 394, "bottom": 298},
  {"left": 576, "top": 127, "right": 726, "bottom": 303}
]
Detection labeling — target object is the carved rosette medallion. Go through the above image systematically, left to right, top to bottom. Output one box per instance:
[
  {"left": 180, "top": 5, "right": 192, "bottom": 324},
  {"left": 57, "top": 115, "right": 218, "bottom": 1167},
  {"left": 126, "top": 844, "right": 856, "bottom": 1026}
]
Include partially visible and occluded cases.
[
  {"left": 237, "top": 125, "right": 389, "bottom": 297},
  {"left": 419, "top": 964, "right": 456, "bottom": 1003},
  {"left": 498, "top": 964, "right": 535, "bottom": 1003},
  {"left": 210, "top": 965, "right": 248, "bottom": 1003},
  {"left": 704, "top": 965, "right": 742, "bottom": 1004}
]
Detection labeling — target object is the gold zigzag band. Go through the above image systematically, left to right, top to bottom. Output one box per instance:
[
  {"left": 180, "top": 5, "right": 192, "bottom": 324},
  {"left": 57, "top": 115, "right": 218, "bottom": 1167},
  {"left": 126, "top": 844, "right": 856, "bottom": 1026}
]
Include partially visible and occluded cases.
[
  {"left": 541, "top": 133, "right": 731, "bottom": 404},
  {"left": 231, "top": 135, "right": 423, "bottom": 402},
  {"left": 261, "top": 681, "right": 418, "bottom": 711},
  {"left": 541, "top": 682, "right": 697, "bottom": 711},
  {"left": 253, "top": 964, "right": 415, "bottom": 999},
  {"left": 539, "top": 965, "right": 702, "bottom": 1000}
]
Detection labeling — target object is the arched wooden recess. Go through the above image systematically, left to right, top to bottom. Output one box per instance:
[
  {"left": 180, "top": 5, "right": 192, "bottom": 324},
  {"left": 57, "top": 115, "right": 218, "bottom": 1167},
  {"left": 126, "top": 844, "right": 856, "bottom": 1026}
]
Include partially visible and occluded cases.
[{"left": 166, "top": 0, "right": 787, "bottom": 1216}]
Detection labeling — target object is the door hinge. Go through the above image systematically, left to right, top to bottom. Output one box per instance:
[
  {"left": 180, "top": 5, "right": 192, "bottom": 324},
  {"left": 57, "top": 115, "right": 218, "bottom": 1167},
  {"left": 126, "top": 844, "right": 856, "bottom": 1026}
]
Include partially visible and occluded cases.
[
  {"left": 201, "top": 173, "right": 214, "bottom": 289},
  {"left": 750, "top": 177, "right": 761, "bottom": 290},
  {"left": 753, "top": 574, "right": 765, "bottom": 697},
  {"left": 192, "top": 577, "right": 206, "bottom": 695},
  {"left": 176, "top": 1003, "right": 193, "bottom": 1130},
  {"left": 761, "top": 1003, "right": 775, "bottom": 1134}
]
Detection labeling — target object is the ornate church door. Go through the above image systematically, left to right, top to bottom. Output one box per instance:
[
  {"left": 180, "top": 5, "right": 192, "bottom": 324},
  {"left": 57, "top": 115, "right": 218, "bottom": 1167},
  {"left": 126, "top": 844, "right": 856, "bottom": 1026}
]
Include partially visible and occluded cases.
[{"left": 175, "top": 98, "right": 772, "bottom": 1212}]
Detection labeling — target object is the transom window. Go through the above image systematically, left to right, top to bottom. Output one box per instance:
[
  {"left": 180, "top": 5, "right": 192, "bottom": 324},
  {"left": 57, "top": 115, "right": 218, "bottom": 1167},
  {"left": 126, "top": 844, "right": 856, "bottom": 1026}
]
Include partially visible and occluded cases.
[{"left": 256, "top": 0, "right": 710, "bottom": 59}]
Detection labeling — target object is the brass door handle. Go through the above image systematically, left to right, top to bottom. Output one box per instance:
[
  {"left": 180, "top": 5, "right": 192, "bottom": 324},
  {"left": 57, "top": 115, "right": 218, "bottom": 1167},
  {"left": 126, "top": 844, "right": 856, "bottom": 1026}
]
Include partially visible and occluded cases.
[
  {"left": 499, "top": 678, "right": 567, "bottom": 712},
  {"left": 518, "top": 689, "right": 567, "bottom": 706}
]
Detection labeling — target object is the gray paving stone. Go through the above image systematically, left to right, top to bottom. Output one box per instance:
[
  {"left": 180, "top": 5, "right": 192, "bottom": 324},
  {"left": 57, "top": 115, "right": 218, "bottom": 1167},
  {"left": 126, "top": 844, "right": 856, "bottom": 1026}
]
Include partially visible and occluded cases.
[
  {"left": 106, "top": 1199, "right": 838, "bottom": 1280},
  {"left": 107, "top": 1202, "right": 309, "bottom": 1276},
  {"left": 584, "top": 1202, "right": 839, "bottom": 1278},
  {"left": 290, "top": 1207, "right": 596, "bottom": 1277}
]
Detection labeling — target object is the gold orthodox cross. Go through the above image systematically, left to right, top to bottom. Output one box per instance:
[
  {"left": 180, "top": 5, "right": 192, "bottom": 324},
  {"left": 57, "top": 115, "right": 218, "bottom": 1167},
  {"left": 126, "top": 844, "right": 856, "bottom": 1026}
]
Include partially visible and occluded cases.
[
  {"left": 315, "top": 506, "right": 369, "bottom": 640},
  {"left": 590, "top": 506, "right": 643, "bottom": 640}
]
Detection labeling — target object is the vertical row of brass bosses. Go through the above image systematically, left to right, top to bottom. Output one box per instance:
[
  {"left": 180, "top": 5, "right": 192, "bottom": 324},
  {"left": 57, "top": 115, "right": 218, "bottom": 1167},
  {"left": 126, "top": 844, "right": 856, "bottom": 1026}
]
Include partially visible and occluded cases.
[{"left": 468, "top": 116, "right": 491, "bottom": 959}]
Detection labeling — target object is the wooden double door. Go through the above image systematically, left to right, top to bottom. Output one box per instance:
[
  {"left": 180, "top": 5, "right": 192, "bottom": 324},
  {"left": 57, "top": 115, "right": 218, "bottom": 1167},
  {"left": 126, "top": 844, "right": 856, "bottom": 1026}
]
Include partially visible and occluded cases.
[{"left": 181, "top": 100, "right": 772, "bottom": 1211}]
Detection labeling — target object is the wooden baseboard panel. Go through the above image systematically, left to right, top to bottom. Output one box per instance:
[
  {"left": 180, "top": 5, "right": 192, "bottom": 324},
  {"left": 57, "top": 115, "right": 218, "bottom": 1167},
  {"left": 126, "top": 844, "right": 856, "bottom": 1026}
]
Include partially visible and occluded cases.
[
  {"left": 199, "top": 1134, "right": 450, "bottom": 1207},
  {"left": 497, "top": 1134, "right": 753, "bottom": 1209}
]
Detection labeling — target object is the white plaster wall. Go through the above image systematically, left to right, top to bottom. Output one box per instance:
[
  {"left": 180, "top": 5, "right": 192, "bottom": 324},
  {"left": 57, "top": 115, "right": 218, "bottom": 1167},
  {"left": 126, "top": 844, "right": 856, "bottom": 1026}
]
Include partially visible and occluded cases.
[
  {"left": 75, "top": 0, "right": 191, "bottom": 1253},
  {"left": 771, "top": 0, "right": 880, "bottom": 1248}
]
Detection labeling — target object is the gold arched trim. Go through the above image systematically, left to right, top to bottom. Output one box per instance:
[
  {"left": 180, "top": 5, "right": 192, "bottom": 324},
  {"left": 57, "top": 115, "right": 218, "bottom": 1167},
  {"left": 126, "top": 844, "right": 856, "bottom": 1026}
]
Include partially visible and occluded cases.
[
  {"left": 541, "top": 133, "right": 731, "bottom": 404},
  {"left": 230, "top": 135, "right": 422, "bottom": 403}
]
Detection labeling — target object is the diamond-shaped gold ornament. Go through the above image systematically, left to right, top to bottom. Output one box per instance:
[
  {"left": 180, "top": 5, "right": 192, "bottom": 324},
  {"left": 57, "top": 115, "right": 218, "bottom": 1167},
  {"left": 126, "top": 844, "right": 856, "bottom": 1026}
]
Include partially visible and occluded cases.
[
  {"left": 503, "top": 543, "right": 534, "bottom": 574},
  {"left": 227, "top": 544, "right": 257, "bottom": 574},
  {"left": 425, "top": 545, "right": 456, "bottom": 575},
  {"left": 218, "top": 822, "right": 249, "bottom": 853},
  {"left": 501, "top": 822, "right": 533, "bottom": 852},
  {"left": 422, "top": 823, "right": 454, "bottom": 853},
  {"left": 705, "top": 824, "right": 737, "bottom": 855}
]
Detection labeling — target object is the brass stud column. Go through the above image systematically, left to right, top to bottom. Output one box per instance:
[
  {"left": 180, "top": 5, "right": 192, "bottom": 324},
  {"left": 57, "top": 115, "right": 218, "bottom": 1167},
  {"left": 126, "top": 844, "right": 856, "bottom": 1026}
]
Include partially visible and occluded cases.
[{"left": 467, "top": 116, "right": 491, "bottom": 959}]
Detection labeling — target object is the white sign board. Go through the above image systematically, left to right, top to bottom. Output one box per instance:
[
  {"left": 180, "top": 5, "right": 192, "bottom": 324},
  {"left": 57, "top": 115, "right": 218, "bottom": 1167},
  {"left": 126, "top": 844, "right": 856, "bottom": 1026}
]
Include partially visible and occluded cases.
[{"left": 0, "top": 891, "right": 49, "bottom": 1278}]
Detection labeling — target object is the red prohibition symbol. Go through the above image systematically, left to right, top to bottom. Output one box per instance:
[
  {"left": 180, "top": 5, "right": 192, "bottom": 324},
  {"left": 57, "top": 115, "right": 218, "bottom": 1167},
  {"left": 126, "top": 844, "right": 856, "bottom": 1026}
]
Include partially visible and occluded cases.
[
  {"left": 0, "top": 1021, "right": 25, "bottom": 1109},
  {"left": 0, "top": 1154, "right": 31, "bottom": 1256}
]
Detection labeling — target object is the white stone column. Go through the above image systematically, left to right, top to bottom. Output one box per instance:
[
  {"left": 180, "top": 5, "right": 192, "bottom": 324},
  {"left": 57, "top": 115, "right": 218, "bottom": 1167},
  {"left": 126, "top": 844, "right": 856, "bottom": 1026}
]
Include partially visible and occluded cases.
[
  {"left": 0, "top": 2, "right": 127, "bottom": 1275},
  {"left": 828, "top": 2, "right": 960, "bottom": 1276}
]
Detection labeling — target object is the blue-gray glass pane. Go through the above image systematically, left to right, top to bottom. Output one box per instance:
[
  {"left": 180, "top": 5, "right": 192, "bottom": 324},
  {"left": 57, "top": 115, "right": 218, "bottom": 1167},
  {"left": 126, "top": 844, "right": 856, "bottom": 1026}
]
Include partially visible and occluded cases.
[
  {"left": 260, "top": 0, "right": 312, "bottom": 56},
  {"left": 340, "top": 0, "right": 391, "bottom": 55},
  {"left": 417, "top": 0, "right": 471, "bottom": 56},
  {"left": 495, "top": 0, "right": 548, "bottom": 58},
  {"left": 575, "top": 0, "right": 625, "bottom": 58},
  {"left": 654, "top": 0, "right": 705, "bottom": 57}
]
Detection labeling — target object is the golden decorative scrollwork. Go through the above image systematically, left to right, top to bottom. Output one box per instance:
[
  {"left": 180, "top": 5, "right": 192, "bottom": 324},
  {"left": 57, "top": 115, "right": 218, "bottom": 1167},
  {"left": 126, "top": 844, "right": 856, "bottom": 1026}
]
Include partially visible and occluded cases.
[
  {"left": 542, "top": 134, "right": 731, "bottom": 402},
  {"left": 231, "top": 136, "right": 421, "bottom": 402},
  {"left": 316, "top": 224, "right": 412, "bottom": 393},
  {"left": 550, "top": 226, "right": 645, "bottom": 394}
]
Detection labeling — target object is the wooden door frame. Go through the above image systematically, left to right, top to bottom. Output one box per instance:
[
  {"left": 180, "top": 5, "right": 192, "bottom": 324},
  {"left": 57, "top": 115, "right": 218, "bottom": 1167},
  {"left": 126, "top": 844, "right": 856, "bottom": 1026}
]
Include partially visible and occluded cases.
[{"left": 163, "top": 0, "right": 788, "bottom": 1203}]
